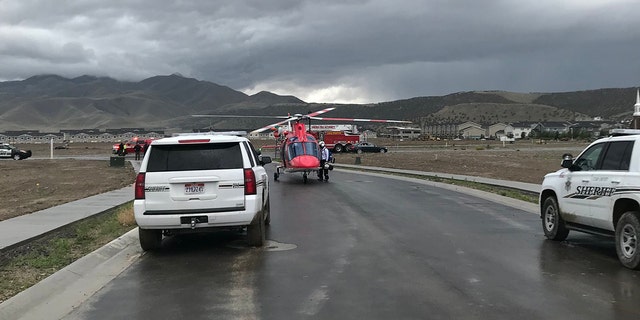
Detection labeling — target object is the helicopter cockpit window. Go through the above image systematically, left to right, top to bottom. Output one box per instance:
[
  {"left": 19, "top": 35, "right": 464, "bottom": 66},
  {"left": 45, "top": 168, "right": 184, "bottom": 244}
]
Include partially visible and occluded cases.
[
  {"left": 288, "top": 142, "right": 304, "bottom": 160},
  {"left": 304, "top": 142, "right": 319, "bottom": 157}
]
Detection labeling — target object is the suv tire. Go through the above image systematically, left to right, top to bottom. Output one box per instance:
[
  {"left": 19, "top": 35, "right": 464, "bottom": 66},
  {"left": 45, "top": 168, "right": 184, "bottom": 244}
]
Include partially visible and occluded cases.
[
  {"left": 542, "top": 196, "right": 569, "bottom": 241},
  {"left": 247, "top": 210, "right": 265, "bottom": 247},
  {"left": 616, "top": 211, "right": 640, "bottom": 269},
  {"left": 139, "top": 228, "right": 162, "bottom": 251}
]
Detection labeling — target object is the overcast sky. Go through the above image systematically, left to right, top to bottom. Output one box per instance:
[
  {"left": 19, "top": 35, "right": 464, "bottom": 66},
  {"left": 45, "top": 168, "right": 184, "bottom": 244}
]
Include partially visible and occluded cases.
[{"left": 1, "top": 0, "right": 639, "bottom": 103}]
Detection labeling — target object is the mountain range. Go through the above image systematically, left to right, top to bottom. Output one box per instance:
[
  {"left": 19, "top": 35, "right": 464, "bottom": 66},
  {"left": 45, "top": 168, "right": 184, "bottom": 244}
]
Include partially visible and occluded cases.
[{"left": 0, "top": 74, "right": 638, "bottom": 133}]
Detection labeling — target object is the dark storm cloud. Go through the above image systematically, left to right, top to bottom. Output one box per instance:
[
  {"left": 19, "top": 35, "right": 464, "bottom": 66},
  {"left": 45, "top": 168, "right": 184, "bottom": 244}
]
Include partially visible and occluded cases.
[{"left": 0, "top": 0, "right": 638, "bottom": 103}]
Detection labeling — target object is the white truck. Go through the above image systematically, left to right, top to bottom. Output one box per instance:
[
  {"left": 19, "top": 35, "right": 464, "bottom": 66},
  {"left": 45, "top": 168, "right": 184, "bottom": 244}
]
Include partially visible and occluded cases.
[{"left": 540, "top": 129, "right": 640, "bottom": 269}]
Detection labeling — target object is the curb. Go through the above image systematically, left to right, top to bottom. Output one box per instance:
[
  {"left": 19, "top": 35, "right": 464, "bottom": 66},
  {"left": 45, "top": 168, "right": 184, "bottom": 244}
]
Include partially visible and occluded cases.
[{"left": 0, "top": 228, "right": 143, "bottom": 320}]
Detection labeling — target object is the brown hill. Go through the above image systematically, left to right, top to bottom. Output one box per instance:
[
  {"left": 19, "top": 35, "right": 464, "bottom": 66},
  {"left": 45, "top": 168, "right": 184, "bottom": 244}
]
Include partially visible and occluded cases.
[{"left": 0, "top": 74, "right": 637, "bottom": 132}]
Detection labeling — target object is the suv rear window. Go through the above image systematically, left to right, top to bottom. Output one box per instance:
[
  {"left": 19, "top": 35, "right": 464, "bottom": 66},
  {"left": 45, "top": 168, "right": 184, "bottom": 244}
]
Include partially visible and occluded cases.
[{"left": 146, "top": 142, "right": 243, "bottom": 172}]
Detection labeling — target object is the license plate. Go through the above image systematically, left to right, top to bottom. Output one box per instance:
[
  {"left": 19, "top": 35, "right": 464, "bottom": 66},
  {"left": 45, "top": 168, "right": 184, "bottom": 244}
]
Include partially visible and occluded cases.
[{"left": 184, "top": 183, "right": 205, "bottom": 194}]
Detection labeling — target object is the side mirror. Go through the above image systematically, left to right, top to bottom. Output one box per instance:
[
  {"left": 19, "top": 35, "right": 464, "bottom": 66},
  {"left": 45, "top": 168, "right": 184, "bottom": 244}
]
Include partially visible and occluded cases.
[
  {"left": 561, "top": 153, "right": 573, "bottom": 168},
  {"left": 259, "top": 156, "right": 272, "bottom": 166}
]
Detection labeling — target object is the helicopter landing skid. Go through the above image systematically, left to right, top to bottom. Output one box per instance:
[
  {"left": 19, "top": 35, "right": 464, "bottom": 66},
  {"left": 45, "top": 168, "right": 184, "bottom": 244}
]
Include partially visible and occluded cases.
[{"left": 273, "top": 166, "right": 319, "bottom": 184}]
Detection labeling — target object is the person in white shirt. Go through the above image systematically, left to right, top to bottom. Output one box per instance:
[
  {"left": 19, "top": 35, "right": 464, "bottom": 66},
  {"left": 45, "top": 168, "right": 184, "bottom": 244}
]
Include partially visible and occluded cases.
[{"left": 318, "top": 141, "right": 330, "bottom": 181}]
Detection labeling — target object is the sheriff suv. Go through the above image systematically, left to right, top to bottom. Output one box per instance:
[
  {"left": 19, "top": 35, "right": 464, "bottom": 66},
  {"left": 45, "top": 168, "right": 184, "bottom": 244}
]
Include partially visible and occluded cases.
[
  {"left": 540, "top": 129, "right": 640, "bottom": 269},
  {"left": 134, "top": 133, "right": 272, "bottom": 250}
]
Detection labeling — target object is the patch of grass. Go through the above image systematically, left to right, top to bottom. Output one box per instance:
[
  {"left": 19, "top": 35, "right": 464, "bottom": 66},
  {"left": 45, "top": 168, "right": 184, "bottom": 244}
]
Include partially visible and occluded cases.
[{"left": 0, "top": 202, "right": 136, "bottom": 303}]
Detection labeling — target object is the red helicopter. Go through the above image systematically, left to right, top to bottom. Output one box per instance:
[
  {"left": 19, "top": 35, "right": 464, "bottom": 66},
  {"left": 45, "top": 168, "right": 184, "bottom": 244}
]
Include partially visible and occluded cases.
[{"left": 193, "top": 108, "right": 412, "bottom": 183}]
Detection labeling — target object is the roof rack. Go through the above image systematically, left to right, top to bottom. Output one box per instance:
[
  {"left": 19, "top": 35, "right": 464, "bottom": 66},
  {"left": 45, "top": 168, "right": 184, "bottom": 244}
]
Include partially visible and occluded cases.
[{"left": 609, "top": 129, "right": 640, "bottom": 136}]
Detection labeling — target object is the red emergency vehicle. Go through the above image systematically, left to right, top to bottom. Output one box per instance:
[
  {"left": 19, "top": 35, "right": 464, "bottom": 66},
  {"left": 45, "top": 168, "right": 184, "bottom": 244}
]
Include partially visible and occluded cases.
[
  {"left": 314, "top": 131, "right": 361, "bottom": 153},
  {"left": 112, "top": 138, "right": 156, "bottom": 155}
]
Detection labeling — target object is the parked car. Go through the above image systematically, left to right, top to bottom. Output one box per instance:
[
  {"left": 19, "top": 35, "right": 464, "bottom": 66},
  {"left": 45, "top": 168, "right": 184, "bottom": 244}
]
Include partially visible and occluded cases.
[
  {"left": 348, "top": 142, "right": 388, "bottom": 153},
  {"left": 0, "top": 143, "right": 32, "bottom": 160}
]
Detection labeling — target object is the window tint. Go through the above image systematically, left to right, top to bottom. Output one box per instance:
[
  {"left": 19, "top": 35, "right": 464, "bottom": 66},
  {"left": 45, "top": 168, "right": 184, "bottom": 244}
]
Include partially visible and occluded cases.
[
  {"left": 246, "top": 141, "right": 263, "bottom": 164},
  {"left": 601, "top": 141, "right": 634, "bottom": 171},
  {"left": 146, "top": 142, "right": 242, "bottom": 172},
  {"left": 574, "top": 143, "right": 605, "bottom": 171}
]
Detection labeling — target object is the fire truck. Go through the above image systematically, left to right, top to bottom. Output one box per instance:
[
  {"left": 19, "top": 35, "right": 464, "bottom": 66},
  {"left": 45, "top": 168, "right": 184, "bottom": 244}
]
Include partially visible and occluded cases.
[{"left": 314, "top": 130, "right": 361, "bottom": 153}]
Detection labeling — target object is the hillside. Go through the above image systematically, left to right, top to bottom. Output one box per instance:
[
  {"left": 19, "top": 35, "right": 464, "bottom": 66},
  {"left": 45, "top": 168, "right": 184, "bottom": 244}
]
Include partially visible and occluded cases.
[
  {"left": 0, "top": 74, "right": 637, "bottom": 132},
  {"left": 0, "top": 74, "right": 304, "bottom": 132}
]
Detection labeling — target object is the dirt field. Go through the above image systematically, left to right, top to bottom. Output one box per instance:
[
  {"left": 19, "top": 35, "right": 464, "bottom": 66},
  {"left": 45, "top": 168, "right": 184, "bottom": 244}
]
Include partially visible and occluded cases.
[
  {"left": 1, "top": 139, "right": 589, "bottom": 222},
  {"left": 333, "top": 141, "right": 588, "bottom": 184},
  {"left": 0, "top": 142, "right": 136, "bottom": 221}
]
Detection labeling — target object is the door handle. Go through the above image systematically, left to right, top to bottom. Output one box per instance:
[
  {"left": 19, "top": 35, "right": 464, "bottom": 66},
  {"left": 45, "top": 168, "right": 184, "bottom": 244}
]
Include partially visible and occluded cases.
[
  {"left": 582, "top": 179, "right": 590, "bottom": 183},
  {"left": 611, "top": 180, "right": 621, "bottom": 184}
]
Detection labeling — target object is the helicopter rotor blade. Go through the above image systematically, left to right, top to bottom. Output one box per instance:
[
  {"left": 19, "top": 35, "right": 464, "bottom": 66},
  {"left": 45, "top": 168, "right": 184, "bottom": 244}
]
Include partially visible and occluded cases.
[
  {"left": 305, "top": 107, "right": 336, "bottom": 117},
  {"left": 247, "top": 108, "right": 337, "bottom": 134},
  {"left": 192, "top": 114, "right": 289, "bottom": 119},
  {"left": 309, "top": 116, "right": 412, "bottom": 123},
  {"left": 250, "top": 118, "right": 297, "bottom": 134}
]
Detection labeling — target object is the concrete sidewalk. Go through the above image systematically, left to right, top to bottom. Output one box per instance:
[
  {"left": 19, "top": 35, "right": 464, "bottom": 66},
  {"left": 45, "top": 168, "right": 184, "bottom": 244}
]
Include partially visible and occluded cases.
[
  {"left": 0, "top": 160, "right": 140, "bottom": 252},
  {"left": 0, "top": 185, "right": 133, "bottom": 252}
]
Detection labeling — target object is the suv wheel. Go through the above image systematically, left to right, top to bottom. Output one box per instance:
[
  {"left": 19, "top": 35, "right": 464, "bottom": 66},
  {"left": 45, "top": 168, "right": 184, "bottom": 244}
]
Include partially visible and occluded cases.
[
  {"left": 13, "top": 154, "right": 21, "bottom": 160},
  {"left": 542, "top": 196, "right": 569, "bottom": 241},
  {"left": 247, "top": 210, "right": 265, "bottom": 247},
  {"left": 616, "top": 211, "right": 640, "bottom": 269},
  {"left": 139, "top": 228, "right": 162, "bottom": 251}
]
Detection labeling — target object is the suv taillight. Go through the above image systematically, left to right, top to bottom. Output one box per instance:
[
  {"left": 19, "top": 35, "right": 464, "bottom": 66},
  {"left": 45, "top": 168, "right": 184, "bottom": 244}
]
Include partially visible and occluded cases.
[
  {"left": 244, "top": 169, "right": 256, "bottom": 195},
  {"left": 135, "top": 173, "right": 146, "bottom": 199}
]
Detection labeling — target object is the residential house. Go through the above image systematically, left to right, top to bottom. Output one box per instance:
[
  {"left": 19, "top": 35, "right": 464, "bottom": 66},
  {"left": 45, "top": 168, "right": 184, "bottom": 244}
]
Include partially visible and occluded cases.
[{"left": 458, "top": 121, "right": 485, "bottom": 139}]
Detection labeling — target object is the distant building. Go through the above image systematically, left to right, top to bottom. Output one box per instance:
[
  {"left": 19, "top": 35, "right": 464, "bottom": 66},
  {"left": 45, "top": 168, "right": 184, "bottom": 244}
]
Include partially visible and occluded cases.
[
  {"left": 458, "top": 121, "right": 484, "bottom": 139},
  {"left": 509, "top": 122, "right": 542, "bottom": 139},
  {"left": 423, "top": 123, "right": 459, "bottom": 139},
  {"left": 487, "top": 123, "right": 508, "bottom": 139},
  {"left": 385, "top": 126, "right": 422, "bottom": 140},
  {"left": 0, "top": 129, "right": 165, "bottom": 143}
]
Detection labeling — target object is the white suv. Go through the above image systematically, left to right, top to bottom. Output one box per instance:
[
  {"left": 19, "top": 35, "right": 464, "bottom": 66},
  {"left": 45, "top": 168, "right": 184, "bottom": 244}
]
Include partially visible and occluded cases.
[
  {"left": 540, "top": 130, "right": 640, "bottom": 269},
  {"left": 134, "top": 133, "right": 272, "bottom": 250}
]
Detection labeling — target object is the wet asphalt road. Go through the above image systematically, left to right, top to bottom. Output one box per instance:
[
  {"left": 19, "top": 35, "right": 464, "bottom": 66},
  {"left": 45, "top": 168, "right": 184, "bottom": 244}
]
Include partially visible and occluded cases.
[{"left": 64, "top": 167, "right": 640, "bottom": 320}]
